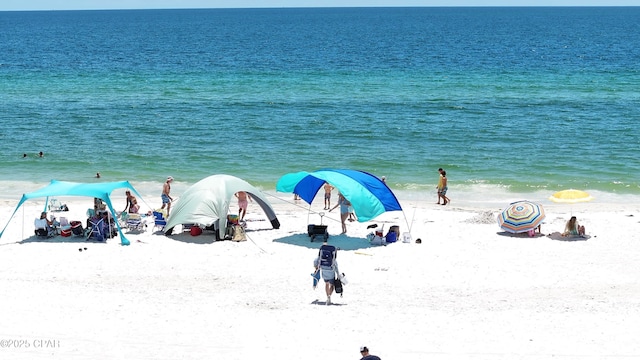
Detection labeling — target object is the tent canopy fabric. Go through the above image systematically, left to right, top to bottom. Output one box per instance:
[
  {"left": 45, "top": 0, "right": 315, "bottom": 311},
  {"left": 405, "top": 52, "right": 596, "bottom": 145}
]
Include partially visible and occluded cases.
[
  {"left": 276, "top": 169, "right": 402, "bottom": 222},
  {"left": 163, "top": 174, "right": 279, "bottom": 238},
  {"left": 0, "top": 180, "right": 144, "bottom": 245}
]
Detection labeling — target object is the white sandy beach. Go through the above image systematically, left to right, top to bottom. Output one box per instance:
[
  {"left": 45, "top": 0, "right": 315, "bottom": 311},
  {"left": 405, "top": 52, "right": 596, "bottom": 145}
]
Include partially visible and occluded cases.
[{"left": 1, "top": 191, "right": 639, "bottom": 360}]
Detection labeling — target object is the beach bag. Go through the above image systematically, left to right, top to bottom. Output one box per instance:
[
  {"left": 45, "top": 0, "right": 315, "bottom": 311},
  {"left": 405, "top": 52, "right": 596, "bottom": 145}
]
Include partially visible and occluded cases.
[
  {"left": 71, "top": 221, "right": 83, "bottom": 236},
  {"left": 232, "top": 225, "right": 246, "bottom": 241},
  {"left": 190, "top": 226, "right": 203, "bottom": 236},
  {"left": 35, "top": 228, "right": 49, "bottom": 237},
  {"left": 385, "top": 231, "right": 397, "bottom": 243},
  {"left": 370, "top": 235, "right": 385, "bottom": 246},
  {"left": 319, "top": 244, "right": 337, "bottom": 267},
  {"left": 334, "top": 276, "right": 343, "bottom": 296}
]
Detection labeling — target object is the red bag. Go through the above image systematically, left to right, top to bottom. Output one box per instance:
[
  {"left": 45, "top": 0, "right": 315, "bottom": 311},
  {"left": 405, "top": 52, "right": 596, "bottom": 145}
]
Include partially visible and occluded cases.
[{"left": 190, "top": 226, "right": 203, "bottom": 236}]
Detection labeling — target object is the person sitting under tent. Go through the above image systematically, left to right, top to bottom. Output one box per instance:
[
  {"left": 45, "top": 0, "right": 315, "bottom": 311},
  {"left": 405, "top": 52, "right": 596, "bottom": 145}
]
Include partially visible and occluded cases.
[
  {"left": 94, "top": 197, "right": 106, "bottom": 214},
  {"left": 34, "top": 211, "right": 56, "bottom": 237}
]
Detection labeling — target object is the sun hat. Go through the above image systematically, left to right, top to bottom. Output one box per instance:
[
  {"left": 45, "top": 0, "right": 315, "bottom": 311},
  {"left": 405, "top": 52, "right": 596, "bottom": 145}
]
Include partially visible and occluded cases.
[{"left": 167, "top": 176, "right": 174, "bottom": 181}]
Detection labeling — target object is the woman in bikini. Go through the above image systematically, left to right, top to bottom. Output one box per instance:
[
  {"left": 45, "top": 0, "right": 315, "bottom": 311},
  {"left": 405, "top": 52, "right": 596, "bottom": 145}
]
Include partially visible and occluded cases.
[{"left": 124, "top": 190, "right": 140, "bottom": 214}]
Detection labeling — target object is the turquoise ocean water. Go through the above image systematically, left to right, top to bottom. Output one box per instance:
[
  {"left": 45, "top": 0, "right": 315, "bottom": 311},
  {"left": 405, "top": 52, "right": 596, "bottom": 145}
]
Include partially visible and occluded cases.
[{"left": 1, "top": 7, "right": 639, "bottom": 205}]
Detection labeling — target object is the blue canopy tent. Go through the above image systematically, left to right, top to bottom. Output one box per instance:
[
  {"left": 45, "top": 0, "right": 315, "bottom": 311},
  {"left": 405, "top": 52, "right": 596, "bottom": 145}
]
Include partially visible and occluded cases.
[
  {"left": 276, "top": 169, "right": 403, "bottom": 222},
  {"left": 0, "top": 180, "right": 144, "bottom": 245}
]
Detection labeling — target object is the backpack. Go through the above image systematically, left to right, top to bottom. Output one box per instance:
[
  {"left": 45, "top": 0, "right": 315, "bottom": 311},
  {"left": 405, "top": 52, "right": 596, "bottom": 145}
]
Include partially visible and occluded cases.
[
  {"left": 34, "top": 228, "right": 49, "bottom": 237},
  {"left": 319, "top": 244, "right": 337, "bottom": 267}
]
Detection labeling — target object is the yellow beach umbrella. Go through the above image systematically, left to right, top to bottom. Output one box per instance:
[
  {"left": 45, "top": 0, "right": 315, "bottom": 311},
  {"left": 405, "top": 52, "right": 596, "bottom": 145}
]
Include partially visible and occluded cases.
[{"left": 549, "top": 189, "right": 593, "bottom": 204}]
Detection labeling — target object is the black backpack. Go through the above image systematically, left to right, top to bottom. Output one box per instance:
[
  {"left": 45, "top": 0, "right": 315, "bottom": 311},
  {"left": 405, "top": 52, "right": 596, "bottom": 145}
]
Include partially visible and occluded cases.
[{"left": 319, "top": 244, "right": 337, "bottom": 267}]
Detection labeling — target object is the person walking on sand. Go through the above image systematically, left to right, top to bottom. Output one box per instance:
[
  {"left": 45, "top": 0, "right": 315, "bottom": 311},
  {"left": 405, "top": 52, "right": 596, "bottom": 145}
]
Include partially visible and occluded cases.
[
  {"left": 436, "top": 168, "right": 444, "bottom": 204},
  {"left": 161, "top": 176, "right": 174, "bottom": 217},
  {"left": 323, "top": 182, "right": 334, "bottom": 210},
  {"left": 235, "top": 191, "right": 252, "bottom": 221},
  {"left": 329, "top": 193, "right": 350, "bottom": 234},
  {"left": 314, "top": 242, "right": 340, "bottom": 305},
  {"left": 359, "top": 346, "right": 382, "bottom": 360}
]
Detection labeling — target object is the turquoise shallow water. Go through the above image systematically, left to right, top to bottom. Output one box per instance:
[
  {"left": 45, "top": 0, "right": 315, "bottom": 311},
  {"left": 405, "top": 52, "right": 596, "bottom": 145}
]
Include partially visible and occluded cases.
[{"left": 1, "top": 7, "right": 639, "bottom": 201}]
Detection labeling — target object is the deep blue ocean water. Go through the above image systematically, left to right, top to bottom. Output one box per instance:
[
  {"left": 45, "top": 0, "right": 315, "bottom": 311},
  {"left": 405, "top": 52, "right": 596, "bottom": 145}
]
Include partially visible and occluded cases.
[{"left": 1, "top": 7, "right": 639, "bottom": 203}]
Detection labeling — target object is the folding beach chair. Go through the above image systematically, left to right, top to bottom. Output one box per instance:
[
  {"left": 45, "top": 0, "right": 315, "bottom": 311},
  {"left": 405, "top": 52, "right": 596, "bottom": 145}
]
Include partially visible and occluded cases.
[
  {"left": 153, "top": 211, "right": 167, "bottom": 232},
  {"left": 125, "top": 213, "right": 145, "bottom": 232},
  {"left": 87, "top": 217, "right": 105, "bottom": 241}
]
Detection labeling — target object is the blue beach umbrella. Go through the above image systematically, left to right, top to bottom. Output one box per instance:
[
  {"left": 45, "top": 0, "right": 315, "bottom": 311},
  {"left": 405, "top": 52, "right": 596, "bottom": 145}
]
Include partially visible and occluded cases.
[
  {"left": 276, "top": 169, "right": 402, "bottom": 222},
  {"left": 497, "top": 200, "right": 546, "bottom": 234}
]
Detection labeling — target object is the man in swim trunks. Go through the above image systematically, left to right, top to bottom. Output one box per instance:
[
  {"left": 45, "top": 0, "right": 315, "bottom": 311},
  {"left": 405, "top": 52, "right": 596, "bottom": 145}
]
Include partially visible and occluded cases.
[
  {"left": 436, "top": 168, "right": 444, "bottom": 204},
  {"left": 438, "top": 170, "right": 449, "bottom": 205},
  {"left": 161, "top": 176, "right": 174, "bottom": 217},
  {"left": 323, "top": 182, "right": 334, "bottom": 210},
  {"left": 235, "top": 191, "right": 252, "bottom": 221}
]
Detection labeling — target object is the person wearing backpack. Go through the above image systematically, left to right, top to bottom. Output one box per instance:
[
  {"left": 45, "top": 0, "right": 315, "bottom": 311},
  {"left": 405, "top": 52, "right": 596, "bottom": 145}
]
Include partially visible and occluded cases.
[
  {"left": 313, "top": 242, "right": 340, "bottom": 305},
  {"left": 359, "top": 346, "right": 382, "bottom": 360}
]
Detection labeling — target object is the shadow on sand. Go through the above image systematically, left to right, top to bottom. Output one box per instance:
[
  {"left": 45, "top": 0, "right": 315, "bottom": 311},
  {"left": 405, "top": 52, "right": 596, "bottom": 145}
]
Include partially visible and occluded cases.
[
  {"left": 496, "top": 231, "right": 591, "bottom": 241},
  {"left": 496, "top": 231, "right": 546, "bottom": 239},
  {"left": 546, "top": 231, "right": 591, "bottom": 241},
  {"left": 274, "top": 232, "right": 376, "bottom": 251},
  {"left": 19, "top": 234, "right": 107, "bottom": 244}
]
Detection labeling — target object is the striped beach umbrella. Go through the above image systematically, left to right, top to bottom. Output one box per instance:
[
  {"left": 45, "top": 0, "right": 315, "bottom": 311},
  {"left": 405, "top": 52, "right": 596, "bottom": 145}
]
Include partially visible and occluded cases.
[{"left": 497, "top": 200, "right": 546, "bottom": 234}]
